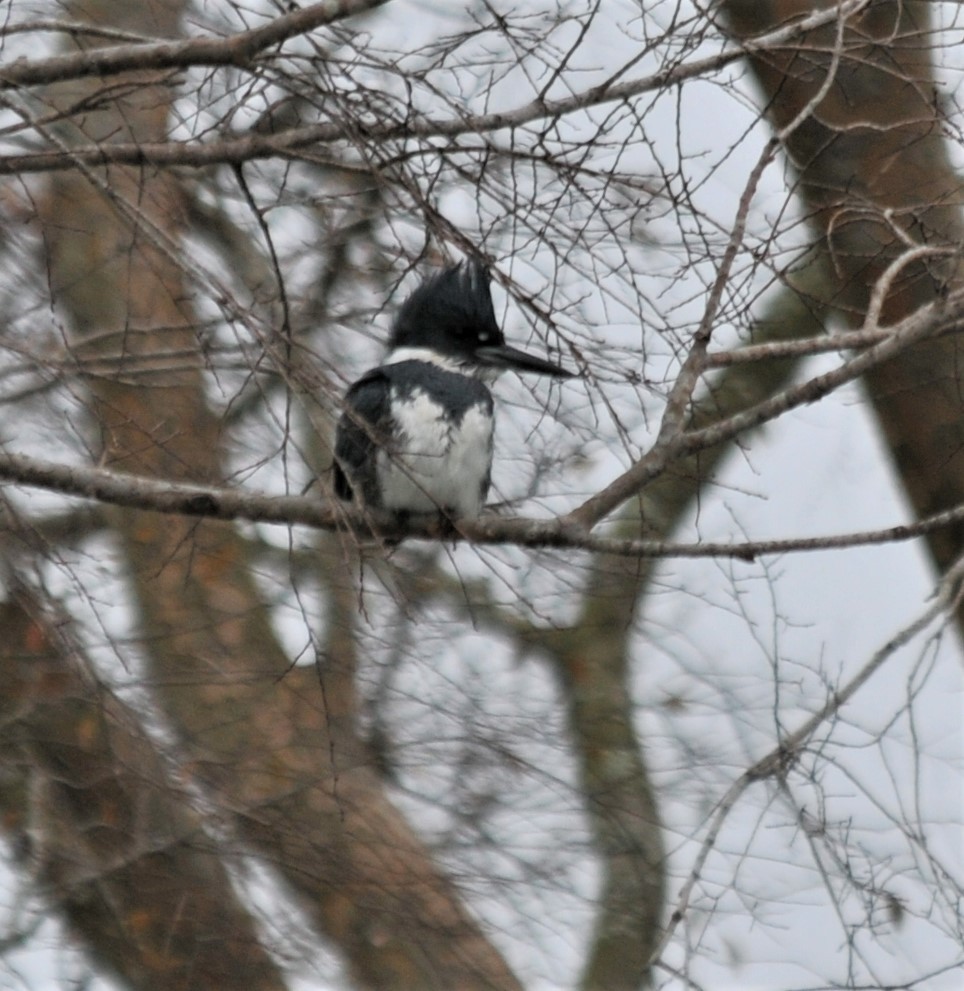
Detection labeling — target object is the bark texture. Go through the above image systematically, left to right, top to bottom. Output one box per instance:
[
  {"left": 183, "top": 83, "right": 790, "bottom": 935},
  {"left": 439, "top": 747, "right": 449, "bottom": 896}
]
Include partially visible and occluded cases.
[
  {"left": 722, "top": 0, "right": 964, "bottom": 631},
  {"left": 0, "top": 585, "right": 288, "bottom": 991}
]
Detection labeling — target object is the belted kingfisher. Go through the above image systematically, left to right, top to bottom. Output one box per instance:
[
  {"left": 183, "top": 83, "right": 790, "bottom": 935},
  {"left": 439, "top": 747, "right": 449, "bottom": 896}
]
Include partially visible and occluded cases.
[{"left": 334, "top": 261, "right": 573, "bottom": 520}]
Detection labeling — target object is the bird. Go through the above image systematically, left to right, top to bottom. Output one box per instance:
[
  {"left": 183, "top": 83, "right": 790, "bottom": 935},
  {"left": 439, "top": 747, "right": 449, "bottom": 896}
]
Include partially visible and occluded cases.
[{"left": 333, "top": 260, "right": 573, "bottom": 521}]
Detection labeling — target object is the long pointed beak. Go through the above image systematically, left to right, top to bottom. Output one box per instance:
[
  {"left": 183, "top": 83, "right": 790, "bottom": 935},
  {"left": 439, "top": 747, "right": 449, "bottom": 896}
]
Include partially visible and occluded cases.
[{"left": 476, "top": 344, "right": 574, "bottom": 378}]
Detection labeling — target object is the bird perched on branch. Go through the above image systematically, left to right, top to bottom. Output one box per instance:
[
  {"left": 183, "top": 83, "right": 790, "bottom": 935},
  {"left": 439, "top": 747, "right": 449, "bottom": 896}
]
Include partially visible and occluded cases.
[{"left": 333, "top": 260, "right": 573, "bottom": 520}]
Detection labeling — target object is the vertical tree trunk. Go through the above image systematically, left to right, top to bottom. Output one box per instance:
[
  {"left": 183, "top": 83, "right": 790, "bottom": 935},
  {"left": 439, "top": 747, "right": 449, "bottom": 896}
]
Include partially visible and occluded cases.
[
  {"left": 721, "top": 0, "right": 964, "bottom": 631},
  {"left": 34, "top": 2, "right": 523, "bottom": 988},
  {"left": 0, "top": 584, "right": 289, "bottom": 991}
]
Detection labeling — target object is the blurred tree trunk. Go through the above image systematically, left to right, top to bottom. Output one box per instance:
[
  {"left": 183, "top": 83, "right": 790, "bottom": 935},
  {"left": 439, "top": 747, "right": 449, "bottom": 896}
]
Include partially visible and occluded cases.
[
  {"left": 721, "top": 0, "right": 964, "bottom": 632},
  {"left": 33, "top": 1, "right": 523, "bottom": 988},
  {"left": 556, "top": 261, "right": 832, "bottom": 990},
  {"left": 0, "top": 581, "right": 288, "bottom": 991}
]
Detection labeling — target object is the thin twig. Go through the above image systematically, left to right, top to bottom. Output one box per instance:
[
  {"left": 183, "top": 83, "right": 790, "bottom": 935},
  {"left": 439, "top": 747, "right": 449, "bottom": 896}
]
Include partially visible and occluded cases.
[
  {"left": 0, "top": 2, "right": 873, "bottom": 177},
  {"left": 566, "top": 284, "right": 964, "bottom": 529},
  {"left": 647, "top": 550, "right": 964, "bottom": 968}
]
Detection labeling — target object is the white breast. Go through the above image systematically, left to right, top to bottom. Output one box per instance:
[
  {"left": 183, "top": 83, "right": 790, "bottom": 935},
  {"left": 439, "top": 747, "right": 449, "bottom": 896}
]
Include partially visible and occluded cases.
[{"left": 376, "top": 389, "right": 493, "bottom": 517}]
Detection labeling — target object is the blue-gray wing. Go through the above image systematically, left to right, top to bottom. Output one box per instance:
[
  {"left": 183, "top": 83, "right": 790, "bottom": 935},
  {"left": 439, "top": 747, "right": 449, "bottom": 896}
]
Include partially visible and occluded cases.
[{"left": 333, "top": 369, "right": 393, "bottom": 505}]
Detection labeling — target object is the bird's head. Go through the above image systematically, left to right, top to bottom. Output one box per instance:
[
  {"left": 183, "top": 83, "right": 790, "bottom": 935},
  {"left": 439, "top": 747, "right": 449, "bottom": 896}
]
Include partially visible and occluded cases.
[{"left": 389, "top": 261, "right": 573, "bottom": 379}]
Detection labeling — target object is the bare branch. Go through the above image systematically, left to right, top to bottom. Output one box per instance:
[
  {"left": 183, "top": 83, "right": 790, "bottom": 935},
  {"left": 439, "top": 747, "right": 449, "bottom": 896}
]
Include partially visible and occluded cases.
[
  {"left": 0, "top": 0, "right": 388, "bottom": 90},
  {"left": 0, "top": 1, "right": 880, "bottom": 177},
  {"left": 566, "top": 282, "right": 964, "bottom": 529},
  {"left": 704, "top": 324, "right": 960, "bottom": 366},
  {"left": 2, "top": 446, "right": 962, "bottom": 560},
  {"left": 648, "top": 550, "right": 964, "bottom": 970}
]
